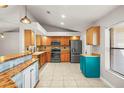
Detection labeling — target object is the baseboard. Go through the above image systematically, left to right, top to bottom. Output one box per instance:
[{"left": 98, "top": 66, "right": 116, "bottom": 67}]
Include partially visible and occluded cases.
[
  {"left": 41, "top": 63, "right": 48, "bottom": 74},
  {"left": 100, "top": 77, "right": 114, "bottom": 88},
  {"left": 34, "top": 80, "right": 39, "bottom": 88}
]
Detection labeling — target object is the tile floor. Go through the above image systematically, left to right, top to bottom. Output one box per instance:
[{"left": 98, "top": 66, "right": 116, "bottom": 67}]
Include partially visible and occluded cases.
[{"left": 36, "top": 63, "right": 109, "bottom": 88}]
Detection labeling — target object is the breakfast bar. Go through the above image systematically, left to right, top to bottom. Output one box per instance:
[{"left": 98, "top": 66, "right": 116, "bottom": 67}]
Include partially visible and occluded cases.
[{"left": 0, "top": 52, "right": 39, "bottom": 88}]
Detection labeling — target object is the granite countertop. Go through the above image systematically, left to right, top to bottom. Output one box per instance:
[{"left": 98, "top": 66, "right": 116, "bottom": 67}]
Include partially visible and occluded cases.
[
  {"left": 32, "top": 51, "right": 47, "bottom": 56},
  {"left": 0, "top": 52, "right": 32, "bottom": 64},
  {"left": 80, "top": 54, "right": 100, "bottom": 57},
  {"left": 0, "top": 58, "right": 38, "bottom": 88}
]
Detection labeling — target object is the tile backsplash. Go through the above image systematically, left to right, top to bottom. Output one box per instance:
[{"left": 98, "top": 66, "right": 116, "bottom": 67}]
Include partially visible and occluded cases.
[{"left": 37, "top": 46, "right": 70, "bottom": 52}]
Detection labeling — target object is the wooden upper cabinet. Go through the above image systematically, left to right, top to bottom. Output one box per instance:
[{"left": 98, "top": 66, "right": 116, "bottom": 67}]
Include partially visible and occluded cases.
[
  {"left": 86, "top": 26, "right": 100, "bottom": 46},
  {"left": 24, "top": 30, "right": 35, "bottom": 47},
  {"left": 36, "top": 35, "right": 41, "bottom": 46},
  {"left": 40, "top": 36, "right": 80, "bottom": 46},
  {"left": 41, "top": 36, "right": 51, "bottom": 45},
  {"left": 51, "top": 36, "right": 60, "bottom": 42},
  {"left": 60, "top": 36, "right": 70, "bottom": 46},
  {"left": 70, "top": 36, "right": 80, "bottom": 40},
  {"left": 46, "top": 37, "right": 51, "bottom": 45}
]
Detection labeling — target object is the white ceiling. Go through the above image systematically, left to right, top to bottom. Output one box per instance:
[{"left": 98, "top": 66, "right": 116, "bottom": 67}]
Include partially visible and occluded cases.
[
  {"left": 0, "top": 5, "right": 118, "bottom": 32},
  {"left": 0, "top": 5, "right": 36, "bottom": 32},
  {"left": 0, "top": 5, "right": 20, "bottom": 32},
  {"left": 28, "top": 5, "right": 118, "bottom": 31}
]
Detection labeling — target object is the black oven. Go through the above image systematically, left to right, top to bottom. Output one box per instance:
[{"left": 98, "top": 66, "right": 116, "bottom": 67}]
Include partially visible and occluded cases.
[{"left": 51, "top": 48, "right": 61, "bottom": 62}]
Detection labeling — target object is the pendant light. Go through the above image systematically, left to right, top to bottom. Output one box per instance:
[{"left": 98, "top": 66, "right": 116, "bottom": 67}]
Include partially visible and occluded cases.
[
  {"left": 0, "top": 4, "right": 8, "bottom": 8},
  {"left": 20, "top": 5, "right": 31, "bottom": 24},
  {"left": 0, "top": 33, "right": 4, "bottom": 38}
]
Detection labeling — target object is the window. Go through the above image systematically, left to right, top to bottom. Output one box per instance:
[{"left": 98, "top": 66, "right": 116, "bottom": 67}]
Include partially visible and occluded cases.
[{"left": 110, "top": 25, "right": 124, "bottom": 76}]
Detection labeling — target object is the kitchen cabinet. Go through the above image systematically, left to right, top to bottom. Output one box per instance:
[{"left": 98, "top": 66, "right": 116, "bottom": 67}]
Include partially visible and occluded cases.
[
  {"left": 86, "top": 26, "right": 100, "bottom": 45},
  {"left": 24, "top": 30, "right": 35, "bottom": 47},
  {"left": 36, "top": 35, "right": 41, "bottom": 46},
  {"left": 40, "top": 36, "right": 80, "bottom": 46},
  {"left": 41, "top": 36, "right": 51, "bottom": 45},
  {"left": 51, "top": 36, "right": 60, "bottom": 42},
  {"left": 60, "top": 36, "right": 70, "bottom": 46},
  {"left": 70, "top": 36, "right": 80, "bottom": 40},
  {"left": 46, "top": 37, "right": 52, "bottom": 45},
  {"left": 61, "top": 51, "right": 70, "bottom": 62},
  {"left": 39, "top": 52, "right": 47, "bottom": 66},
  {"left": 47, "top": 52, "right": 51, "bottom": 62},
  {"left": 0, "top": 55, "right": 32, "bottom": 73},
  {"left": 80, "top": 55, "right": 100, "bottom": 78},
  {"left": 12, "top": 61, "right": 39, "bottom": 88},
  {"left": 22, "top": 61, "right": 39, "bottom": 88},
  {"left": 12, "top": 73, "right": 23, "bottom": 88}
]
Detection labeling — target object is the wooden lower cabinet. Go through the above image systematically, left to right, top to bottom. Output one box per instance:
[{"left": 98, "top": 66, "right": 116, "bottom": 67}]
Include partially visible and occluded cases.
[
  {"left": 38, "top": 52, "right": 51, "bottom": 67},
  {"left": 40, "top": 52, "right": 47, "bottom": 66},
  {"left": 46, "top": 52, "right": 51, "bottom": 62},
  {"left": 61, "top": 52, "right": 70, "bottom": 62}
]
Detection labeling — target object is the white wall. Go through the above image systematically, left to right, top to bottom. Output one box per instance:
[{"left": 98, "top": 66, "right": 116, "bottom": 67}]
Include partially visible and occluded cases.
[
  {"left": 0, "top": 5, "right": 37, "bottom": 33},
  {"left": 81, "top": 6, "right": 124, "bottom": 87},
  {"left": 42, "top": 24, "right": 81, "bottom": 37},
  {"left": 42, "top": 24, "right": 78, "bottom": 32},
  {"left": 0, "top": 32, "right": 19, "bottom": 56}
]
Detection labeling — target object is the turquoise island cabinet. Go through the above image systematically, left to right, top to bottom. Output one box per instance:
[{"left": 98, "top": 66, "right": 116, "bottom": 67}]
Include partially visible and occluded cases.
[{"left": 80, "top": 54, "right": 100, "bottom": 78}]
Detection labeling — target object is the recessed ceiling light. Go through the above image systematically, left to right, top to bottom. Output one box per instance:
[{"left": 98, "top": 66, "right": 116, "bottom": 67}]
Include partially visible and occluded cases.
[
  {"left": 61, "top": 14, "right": 66, "bottom": 18},
  {"left": 60, "top": 22, "right": 64, "bottom": 25}
]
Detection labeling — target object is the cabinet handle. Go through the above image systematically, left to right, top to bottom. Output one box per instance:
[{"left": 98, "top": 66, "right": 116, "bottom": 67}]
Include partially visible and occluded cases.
[{"left": 30, "top": 69, "right": 34, "bottom": 72}]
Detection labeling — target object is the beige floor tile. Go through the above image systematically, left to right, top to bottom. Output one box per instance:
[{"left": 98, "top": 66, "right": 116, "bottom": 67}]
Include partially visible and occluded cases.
[
  {"left": 36, "top": 63, "right": 109, "bottom": 88},
  {"left": 50, "top": 80, "right": 64, "bottom": 88}
]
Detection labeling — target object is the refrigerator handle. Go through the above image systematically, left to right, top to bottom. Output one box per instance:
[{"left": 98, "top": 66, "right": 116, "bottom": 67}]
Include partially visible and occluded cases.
[{"left": 72, "top": 48, "right": 75, "bottom": 52}]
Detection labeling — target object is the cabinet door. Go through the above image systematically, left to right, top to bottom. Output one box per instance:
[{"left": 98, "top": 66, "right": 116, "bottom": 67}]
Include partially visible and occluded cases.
[
  {"left": 86, "top": 26, "right": 100, "bottom": 45},
  {"left": 95, "top": 27, "right": 100, "bottom": 45},
  {"left": 86, "top": 28, "right": 93, "bottom": 45},
  {"left": 24, "top": 30, "right": 35, "bottom": 47},
  {"left": 31, "top": 31, "right": 35, "bottom": 45},
  {"left": 36, "top": 35, "right": 41, "bottom": 46},
  {"left": 46, "top": 37, "right": 51, "bottom": 45},
  {"left": 60, "top": 37, "right": 65, "bottom": 45},
  {"left": 65, "top": 37, "right": 70, "bottom": 45},
  {"left": 47, "top": 52, "right": 51, "bottom": 62},
  {"left": 61, "top": 52, "right": 65, "bottom": 62},
  {"left": 66, "top": 53, "right": 70, "bottom": 62},
  {"left": 34, "top": 61, "right": 39, "bottom": 83},
  {"left": 30, "top": 62, "right": 39, "bottom": 88},
  {"left": 23, "top": 67, "right": 31, "bottom": 88},
  {"left": 30, "top": 68, "right": 35, "bottom": 88},
  {"left": 12, "top": 73, "right": 23, "bottom": 88}
]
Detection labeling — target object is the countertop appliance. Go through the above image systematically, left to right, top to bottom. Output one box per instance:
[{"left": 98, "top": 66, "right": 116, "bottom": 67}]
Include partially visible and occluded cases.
[{"left": 70, "top": 40, "right": 82, "bottom": 63}]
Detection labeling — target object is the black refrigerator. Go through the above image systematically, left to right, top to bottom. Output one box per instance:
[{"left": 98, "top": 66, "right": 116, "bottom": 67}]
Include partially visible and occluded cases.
[{"left": 70, "top": 40, "right": 82, "bottom": 63}]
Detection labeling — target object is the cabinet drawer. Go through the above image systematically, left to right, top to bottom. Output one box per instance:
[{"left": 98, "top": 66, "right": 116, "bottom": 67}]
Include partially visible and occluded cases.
[
  {"left": 24, "top": 55, "right": 32, "bottom": 61},
  {"left": 14, "top": 57, "right": 24, "bottom": 66},
  {"left": 0, "top": 61, "right": 12, "bottom": 72}
]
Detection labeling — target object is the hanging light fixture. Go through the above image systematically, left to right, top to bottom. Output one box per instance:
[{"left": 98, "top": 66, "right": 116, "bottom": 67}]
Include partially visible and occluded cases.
[
  {"left": 0, "top": 4, "right": 8, "bottom": 8},
  {"left": 20, "top": 5, "right": 31, "bottom": 24},
  {"left": 0, "top": 33, "right": 4, "bottom": 38}
]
